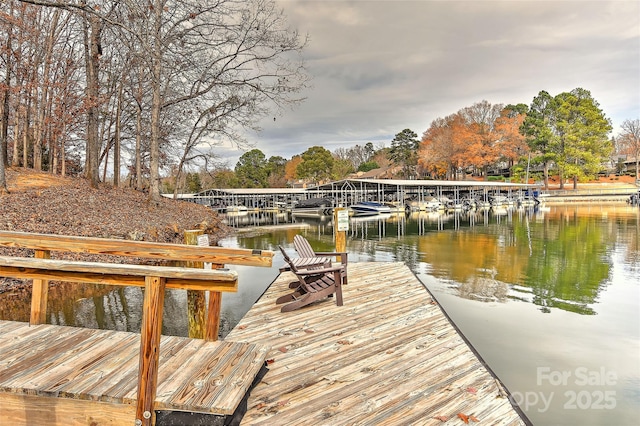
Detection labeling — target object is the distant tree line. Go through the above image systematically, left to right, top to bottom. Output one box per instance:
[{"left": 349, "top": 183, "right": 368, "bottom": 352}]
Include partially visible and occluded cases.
[{"left": 177, "top": 88, "right": 634, "bottom": 194}]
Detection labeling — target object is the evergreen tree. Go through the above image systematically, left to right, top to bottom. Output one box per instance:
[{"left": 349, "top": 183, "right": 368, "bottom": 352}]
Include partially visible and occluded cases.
[{"left": 389, "top": 129, "right": 419, "bottom": 178}]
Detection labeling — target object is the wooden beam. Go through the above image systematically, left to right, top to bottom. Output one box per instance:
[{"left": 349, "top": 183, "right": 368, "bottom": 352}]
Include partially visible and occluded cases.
[
  {"left": 0, "top": 230, "right": 274, "bottom": 267},
  {"left": 29, "top": 249, "right": 50, "bottom": 325},
  {"left": 0, "top": 257, "right": 238, "bottom": 292},
  {"left": 136, "top": 276, "right": 166, "bottom": 426},
  {"left": 0, "top": 393, "right": 136, "bottom": 426}
]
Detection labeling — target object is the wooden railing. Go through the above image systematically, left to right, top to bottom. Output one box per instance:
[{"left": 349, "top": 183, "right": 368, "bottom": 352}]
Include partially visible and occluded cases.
[{"left": 0, "top": 230, "right": 274, "bottom": 426}]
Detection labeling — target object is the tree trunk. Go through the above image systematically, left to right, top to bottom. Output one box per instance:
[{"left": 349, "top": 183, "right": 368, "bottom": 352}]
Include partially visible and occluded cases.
[
  {"left": 1, "top": 0, "right": 14, "bottom": 169},
  {"left": 148, "top": 0, "right": 164, "bottom": 203},
  {"left": 34, "top": 10, "right": 60, "bottom": 172},
  {"left": 83, "top": 13, "right": 102, "bottom": 188},
  {"left": 0, "top": 55, "right": 9, "bottom": 170},
  {"left": 135, "top": 66, "right": 143, "bottom": 191},
  {"left": 114, "top": 82, "right": 123, "bottom": 187},
  {"left": 23, "top": 98, "right": 30, "bottom": 168},
  {"left": 135, "top": 103, "right": 142, "bottom": 190},
  {"left": 12, "top": 118, "right": 19, "bottom": 167},
  {"left": 61, "top": 123, "right": 66, "bottom": 176},
  {"left": 0, "top": 150, "right": 6, "bottom": 194}
]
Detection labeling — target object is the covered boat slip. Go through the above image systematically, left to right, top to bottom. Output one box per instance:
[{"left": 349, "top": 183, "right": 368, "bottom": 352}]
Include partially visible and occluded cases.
[
  {"left": 185, "top": 178, "right": 536, "bottom": 211},
  {"left": 226, "top": 262, "right": 528, "bottom": 425},
  {"left": 0, "top": 320, "right": 268, "bottom": 425}
]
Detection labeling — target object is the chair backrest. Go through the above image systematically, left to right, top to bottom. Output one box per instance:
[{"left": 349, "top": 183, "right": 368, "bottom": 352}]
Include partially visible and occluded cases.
[
  {"left": 293, "top": 235, "right": 316, "bottom": 258},
  {"left": 278, "top": 245, "right": 294, "bottom": 265}
]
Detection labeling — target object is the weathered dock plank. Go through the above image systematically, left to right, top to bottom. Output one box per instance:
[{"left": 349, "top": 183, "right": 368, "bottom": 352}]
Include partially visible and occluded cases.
[
  {"left": 226, "top": 262, "right": 527, "bottom": 425},
  {"left": 0, "top": 320, "right": 268, "bottom": 425}
]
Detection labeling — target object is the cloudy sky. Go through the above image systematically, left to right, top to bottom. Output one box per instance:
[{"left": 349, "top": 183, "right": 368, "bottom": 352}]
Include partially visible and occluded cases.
[{"left": 219, "top": 0, "right": 640, "bottom": 166}]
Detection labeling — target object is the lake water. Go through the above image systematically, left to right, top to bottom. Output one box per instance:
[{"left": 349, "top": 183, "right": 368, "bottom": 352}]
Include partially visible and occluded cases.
[{"left": 1, "top": 203, "right": 638, "bottom": 425}]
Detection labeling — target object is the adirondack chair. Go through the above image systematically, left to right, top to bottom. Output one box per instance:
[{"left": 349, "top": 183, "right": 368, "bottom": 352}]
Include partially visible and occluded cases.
[
  {"left": 293, "top": 234, "right": 348, "bottom": 284},
  {"left": 278, "top": 245, "right": 332, "bottom": 289},
  {"left": 276, "top": 246, "right": 344, "bottom": 312}
]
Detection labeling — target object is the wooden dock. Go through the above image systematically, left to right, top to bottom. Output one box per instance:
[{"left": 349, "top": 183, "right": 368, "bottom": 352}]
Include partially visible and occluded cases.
[
  {"left": 226, "top": 262, "right": 528, "bottom": 425},
  {"left": 0, "top": 320, "right": 268, "bottom": 425}
]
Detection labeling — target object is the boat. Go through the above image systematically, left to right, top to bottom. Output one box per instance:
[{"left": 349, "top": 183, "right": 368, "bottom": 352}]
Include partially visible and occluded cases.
[
  {"left": 490, "top": 195, "right": 509, "bottom": 208},
  {"left": 517, "top": 196, "right": 539, "bottom": 207},
  {"left": 292, "top": 197, "right": 334, "bottom": 218},
  {"left": 405, "top": 197, "right": 442, "bottom": 211},
  {"left": 444, "top": 200, "right": 465, "bottom": 211},
  {"left": 349, "top": 201, "right": 392, "bottom": 216},
  {"left": 383, "top": 202, "right": 406, "bottom": 213},
  {"left": 225, "top": 205, "right": 248, "bottom": 214},
  {"left": 350, "top": 212, "right": 392, "bottom": 223}
]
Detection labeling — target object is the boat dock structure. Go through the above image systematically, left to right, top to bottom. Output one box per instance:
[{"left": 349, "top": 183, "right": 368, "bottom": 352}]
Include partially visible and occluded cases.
[
  {"left": 179, "top": 178, "right": 538, "bottom": 212},
  {"left": 226, "top": 262, "right": 529, "bottom": 425}
]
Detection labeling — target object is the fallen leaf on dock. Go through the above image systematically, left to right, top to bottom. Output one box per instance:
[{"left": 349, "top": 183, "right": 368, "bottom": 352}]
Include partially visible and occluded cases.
[
  {"left": 278, "top": 347, "right": 288, "bottom": 353},
  {"left": 266, "top": 358, "right": 275, "bottom": 365},
  {"left": 466, "top": 387, "right": 477, "bottom": 394},
  {"left": 457, "top": 413, "right": 479, "bottom": 423},
  {"left": 433, "top": 415, "right": 448, "bottom": 422}
]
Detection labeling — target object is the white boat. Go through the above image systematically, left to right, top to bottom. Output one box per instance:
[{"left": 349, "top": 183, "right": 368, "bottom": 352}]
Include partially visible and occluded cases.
[
  {"left": 406, "top": 197, "right": 442, "bottom": 211},
  {"left": 349, "top": 201, "right": 392, "bottom": 216},
  {"left": 225, "top": 205, "right": 248, "bottom": 213},
  {"left": 350, "top": 212, "right": 392, "bottom": 223}
]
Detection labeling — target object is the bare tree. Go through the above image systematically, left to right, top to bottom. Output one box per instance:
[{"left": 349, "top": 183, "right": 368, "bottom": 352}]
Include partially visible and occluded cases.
[
  {"left": 17, "top": 0, "right": 308, "bottom": 202},
  {"left": 618, "top": 118, "right": 640, "bottom": 179}
]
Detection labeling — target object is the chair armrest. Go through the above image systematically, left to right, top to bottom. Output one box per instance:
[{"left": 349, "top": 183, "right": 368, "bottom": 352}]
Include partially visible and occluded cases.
[
  {"left": 314, "top": 252, "right": 348, "bottom": 264},
  {"left": 293, "top": 264, "right": 345, "bottom": 276}
]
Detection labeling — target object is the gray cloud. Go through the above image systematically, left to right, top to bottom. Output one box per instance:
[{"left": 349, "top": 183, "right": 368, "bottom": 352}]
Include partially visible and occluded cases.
[{"left": 227, "top": 0, "right": 640, "bottom": 165}]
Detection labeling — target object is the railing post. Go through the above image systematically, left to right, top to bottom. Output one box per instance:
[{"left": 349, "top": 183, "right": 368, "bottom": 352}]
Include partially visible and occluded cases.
[
  {"left": 333, "top": 207, "right": 349, "bottom": 263},
  {"left": 184, "top": 230, "right": 206, "bottom": 339},
  {"left": 184, "top": 230, "right": 222, "bottom": 341},
  {"left": 30, "top": 249, "right": 50, "bottom": 325},
  {"left": 205, "top": 264, "right": 222, "bottom": 342},
  {"left": 136, "top": 275, "right": 166, "bottom": 426}
]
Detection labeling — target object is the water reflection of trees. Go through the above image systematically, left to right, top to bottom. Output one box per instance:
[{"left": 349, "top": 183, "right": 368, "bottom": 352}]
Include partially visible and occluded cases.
[{"left": 341, "top": 206, "right": 638, "bottom": 315}]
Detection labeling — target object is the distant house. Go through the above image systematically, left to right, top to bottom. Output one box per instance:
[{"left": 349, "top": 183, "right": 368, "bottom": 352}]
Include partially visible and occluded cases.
[{"left": 349, "top": 166, "right": 402, "bottom": 180}]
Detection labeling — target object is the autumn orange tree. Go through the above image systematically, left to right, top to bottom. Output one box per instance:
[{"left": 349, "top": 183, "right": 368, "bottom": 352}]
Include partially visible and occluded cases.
[
  {"left": 459, "top": 100, "right": 503, "bottom": 177},
  {"left": 420, "top": 101, "right": 531, "bottom": 181},
  {"left": 494, "top": 104, "right": 529, "bottom": 178},
  {"left": 419, "top": 114, "right": 469, "bottom": 179},
  {"left": 284, "top": 155, "right": 303, "bottom": 183}
]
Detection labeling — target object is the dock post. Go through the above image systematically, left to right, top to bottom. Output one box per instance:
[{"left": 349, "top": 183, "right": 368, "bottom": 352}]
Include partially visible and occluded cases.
[
  {"left": 333, "top": 207, "right": 348, "bottom": 262},
  {"left": 184, "top": 230, "right": 206, "bottom": 339},
  {"left": 29, "top": 249, "right": 50, "bottom": 325},
  {"left": 136, "top": 275, "right": 166, "bottom": 426},
  {"left": 205, "top": 276, "right": 222, "bottom": 342}
]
